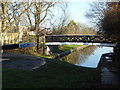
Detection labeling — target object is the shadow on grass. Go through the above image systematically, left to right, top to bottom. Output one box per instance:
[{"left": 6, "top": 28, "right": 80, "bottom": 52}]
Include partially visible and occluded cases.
[{"left": 3, "top": 58, "right": 101, "bottom": 88}]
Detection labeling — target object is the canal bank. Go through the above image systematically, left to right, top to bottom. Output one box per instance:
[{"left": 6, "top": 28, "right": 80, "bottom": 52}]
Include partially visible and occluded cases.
[
  {"left": 54, "top": 45, "right": 88, "bottom": 59},
  {"left": 56, "top": 45, "right": 120, "bottom": 88},
  {"left": 2, "top": 46, "right": 119, "bottom": 88}
]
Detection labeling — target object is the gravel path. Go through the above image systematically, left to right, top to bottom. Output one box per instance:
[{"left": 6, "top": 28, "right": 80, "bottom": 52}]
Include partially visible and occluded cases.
[{"left": 1, "top": 53, "right": 46, "bottom": 70}]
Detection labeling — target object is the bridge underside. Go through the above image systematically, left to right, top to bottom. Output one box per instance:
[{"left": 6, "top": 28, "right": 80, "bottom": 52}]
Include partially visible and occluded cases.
[{"left": 45, "top": 42, "right": 116, "bottom": 47}]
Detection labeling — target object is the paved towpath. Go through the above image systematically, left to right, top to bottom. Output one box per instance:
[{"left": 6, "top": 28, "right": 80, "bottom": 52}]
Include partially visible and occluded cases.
[
  {"left": 1, "top": 53, "right": 46, "bottom": 70},
  {"left": 98, "top": 53, "right": 120, "bottom": 88}
]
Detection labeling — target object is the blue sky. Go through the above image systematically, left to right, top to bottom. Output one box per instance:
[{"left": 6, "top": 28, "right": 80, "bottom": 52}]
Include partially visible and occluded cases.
[
  {"left": 42, "top": 1, "right": 93, "bottom": 28},
  {"left": 68, "top": 2, "right": 91, "bottom": 27}
]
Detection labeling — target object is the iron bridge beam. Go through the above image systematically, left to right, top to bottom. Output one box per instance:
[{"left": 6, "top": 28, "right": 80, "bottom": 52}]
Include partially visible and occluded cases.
[{"left": 45, "top": 35, "right": 116, "bottom": 44}]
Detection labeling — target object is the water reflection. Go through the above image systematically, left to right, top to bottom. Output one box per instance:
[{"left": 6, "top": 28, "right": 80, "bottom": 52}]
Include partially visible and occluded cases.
[
  {"left": 61, "top": 46, "right": 97, "bottom": 64},
  {"left": 62, "top": 46, "right": 113, "bottom": 68},
  {"left": 77, "top": 46, "right": 98, "bottom": 65}
]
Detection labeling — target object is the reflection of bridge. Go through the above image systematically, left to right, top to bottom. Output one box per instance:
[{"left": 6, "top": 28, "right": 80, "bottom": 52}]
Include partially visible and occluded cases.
[{"left": 45, "top": 35, "right": 116, "bottom": 47}]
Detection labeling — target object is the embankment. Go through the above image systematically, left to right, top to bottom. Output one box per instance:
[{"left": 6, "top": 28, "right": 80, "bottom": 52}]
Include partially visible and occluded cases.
[{"left": 54, "top": 45, "right": 89, "bottom": 59}]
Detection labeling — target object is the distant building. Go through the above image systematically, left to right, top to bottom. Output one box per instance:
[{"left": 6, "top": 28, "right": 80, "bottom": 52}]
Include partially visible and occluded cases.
[
  {"left": 2, "top": 26, "right": 26, "bottom": 44},
  {"left": 29, "top": 28, "right": 53, "bottom": 36}
]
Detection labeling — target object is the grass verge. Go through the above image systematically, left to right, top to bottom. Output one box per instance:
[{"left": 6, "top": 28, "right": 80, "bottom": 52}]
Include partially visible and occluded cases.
[
  {"left": 59, "top": 45, "right": 82, "bottom": 51},
  {"left": 3, "top": 58, "right": 101, "bottom": 88}
]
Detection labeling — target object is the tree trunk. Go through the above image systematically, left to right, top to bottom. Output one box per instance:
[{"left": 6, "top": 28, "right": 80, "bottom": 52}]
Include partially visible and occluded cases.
[
  {"left": 1, "top": 3, "right": 7, "bottom": 32},
  {"left": 35, "top": 14, "right": 40, "bottom": 51},
  {"left": 36, "top": 35, "right": 39, "bottom": 51}
]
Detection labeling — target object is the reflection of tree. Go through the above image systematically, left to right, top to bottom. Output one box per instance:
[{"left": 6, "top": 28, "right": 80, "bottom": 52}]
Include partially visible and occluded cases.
[
  {"left": 67, "top": 46, "right": 97, "bottom": 64},
  {"left": 67, "top": 50, "right": 81, "bottom": 64},
  {"left": 77, "top": 55, "right": 88, "bottom": 65}
]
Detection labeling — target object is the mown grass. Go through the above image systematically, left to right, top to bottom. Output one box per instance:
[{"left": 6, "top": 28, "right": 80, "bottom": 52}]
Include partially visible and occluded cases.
[
  {"left": 59, "top": 45, "right": 82, "bottom": 51},
  {"left": 3, "top": 59, "right": 101, "bottom": 88}
]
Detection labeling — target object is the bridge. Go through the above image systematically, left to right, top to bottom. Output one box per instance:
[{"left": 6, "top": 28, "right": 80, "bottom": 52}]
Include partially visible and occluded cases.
[
  {"left": 1, "top": 35, "right": 116, "bottom": 50},
  {"left": 1, "top": 35, "right": 116, "bottom": 55},
  {"left": 45, "top": 35, "right": 116, "bottom": 47}
]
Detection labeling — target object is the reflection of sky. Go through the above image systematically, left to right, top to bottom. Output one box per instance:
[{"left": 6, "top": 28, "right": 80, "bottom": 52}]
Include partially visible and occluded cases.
[{"left": 76, "top": 47, "right": 113, "bottom": 68}]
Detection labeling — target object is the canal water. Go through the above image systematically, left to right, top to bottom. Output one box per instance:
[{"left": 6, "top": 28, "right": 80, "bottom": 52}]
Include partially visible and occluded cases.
[{"left": 62, "top": 46, "right": 113, "bottom": 68}]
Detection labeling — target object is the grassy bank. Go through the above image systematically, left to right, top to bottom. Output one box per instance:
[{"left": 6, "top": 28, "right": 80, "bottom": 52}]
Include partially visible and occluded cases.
[
  {"left": 28, "top": 45, "right": 82, "bottom": 58},
  {"left": 59, "top": 45, "right": 82, "bottom": 51},
  {"left": 3, "top": 58, "right": 101, "bottom": 88}
]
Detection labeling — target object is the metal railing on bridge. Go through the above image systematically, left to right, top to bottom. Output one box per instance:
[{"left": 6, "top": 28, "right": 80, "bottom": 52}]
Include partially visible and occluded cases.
[
  {"left": 45, "top": 35, "right": 116, "bottom": 47},
  {"left": 45, "top": 35, "right": 116, "bottom": 43}
]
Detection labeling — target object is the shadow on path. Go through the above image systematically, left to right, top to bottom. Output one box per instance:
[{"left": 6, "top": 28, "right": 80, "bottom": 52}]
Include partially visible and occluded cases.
[{"left": 1, "top": 53, "right": 46, "bottom": 70}]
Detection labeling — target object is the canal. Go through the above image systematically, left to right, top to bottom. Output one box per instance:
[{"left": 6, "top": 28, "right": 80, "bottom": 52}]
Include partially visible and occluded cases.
[{"left": 62, "top": 46, "right": 113, "bottom": 68}]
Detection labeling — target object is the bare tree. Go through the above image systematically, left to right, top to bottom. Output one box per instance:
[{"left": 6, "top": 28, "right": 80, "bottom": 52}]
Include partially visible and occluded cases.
[
  {"left": 24, "top": 0, "right": 66, "bottom": 51},
  {"left": 0, "top": 1, "right": 32, "bottom": 45},
  {"left": 1, "top": 2, "right": 32, "bottom": 32},
  {"left": 52, "top": 2, "right": 69, "bottom": 34},
  {"left": 86, "top": 2, "right": 107, "bottom": 31},
  {"left": 101, "top": 2, "right": 120, "bottom": 39}
]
